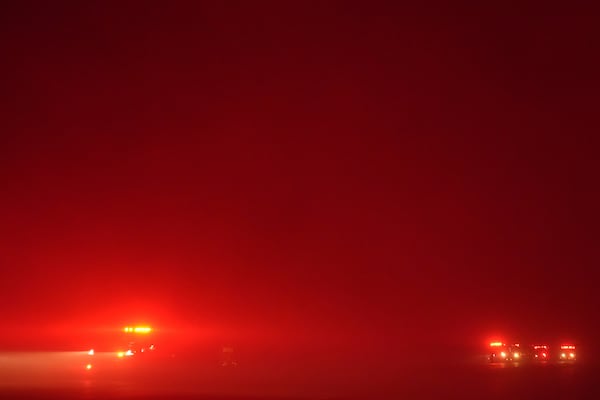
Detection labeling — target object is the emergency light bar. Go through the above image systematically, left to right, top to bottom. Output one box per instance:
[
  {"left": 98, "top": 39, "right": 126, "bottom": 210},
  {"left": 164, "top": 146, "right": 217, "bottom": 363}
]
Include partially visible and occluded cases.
[{"left": 123, "top": 326, "right": 152, "bottom": 333}]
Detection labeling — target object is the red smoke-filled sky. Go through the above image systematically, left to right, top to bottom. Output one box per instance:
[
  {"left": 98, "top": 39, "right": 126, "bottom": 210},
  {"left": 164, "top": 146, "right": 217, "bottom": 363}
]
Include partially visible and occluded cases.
[{"left": 0, "top": 2, "right": 598, "bottom": 351}]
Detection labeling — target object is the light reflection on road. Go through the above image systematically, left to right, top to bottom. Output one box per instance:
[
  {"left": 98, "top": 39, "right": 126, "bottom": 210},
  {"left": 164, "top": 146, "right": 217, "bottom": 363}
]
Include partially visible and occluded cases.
[{"left": 0, "top": 351, "right": 586, "bottom": 400}]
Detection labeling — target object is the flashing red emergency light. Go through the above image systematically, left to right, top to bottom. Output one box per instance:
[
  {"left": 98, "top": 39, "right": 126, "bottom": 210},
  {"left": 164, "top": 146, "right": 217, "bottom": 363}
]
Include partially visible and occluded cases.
[
  {"left": 123, "top": 326, "right": 152, "bottom": 334},
  {"left": 560, "top": 345, "right": 576, "bottom": 350}
]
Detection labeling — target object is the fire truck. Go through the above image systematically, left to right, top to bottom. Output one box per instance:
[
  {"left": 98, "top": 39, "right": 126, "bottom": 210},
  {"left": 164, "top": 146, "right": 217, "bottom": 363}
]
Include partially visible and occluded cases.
[
  {"left": 85, "top": 325, "right": 156, "bottom": 371},
  {"left": 118, "top": 326, "right": 156, "bottom": 357},
  {"left": 488, "top": 342, "right": 521, "bottom": 362},
  {"left": 530, "top": 344, "right": 550, "bottom": 361},
  {"left": 559, "top": 344, "right": 576, "bottom": 361}
]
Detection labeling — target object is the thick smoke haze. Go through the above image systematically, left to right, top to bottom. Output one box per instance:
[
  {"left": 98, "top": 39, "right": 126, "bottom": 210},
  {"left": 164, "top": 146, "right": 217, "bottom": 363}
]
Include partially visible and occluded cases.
[{"left": 1, "top": 2, "right": 599, "bottom": 364}]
